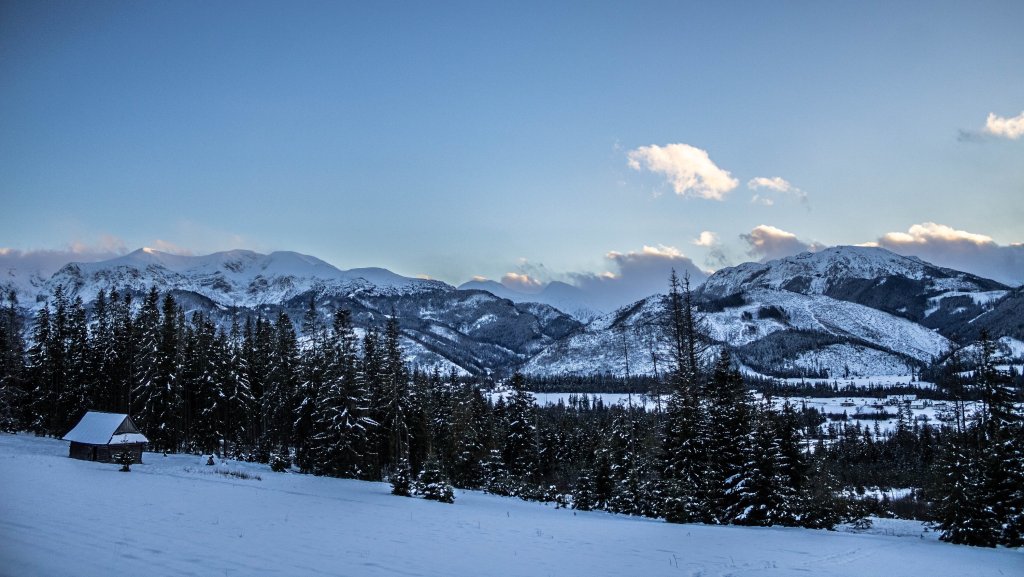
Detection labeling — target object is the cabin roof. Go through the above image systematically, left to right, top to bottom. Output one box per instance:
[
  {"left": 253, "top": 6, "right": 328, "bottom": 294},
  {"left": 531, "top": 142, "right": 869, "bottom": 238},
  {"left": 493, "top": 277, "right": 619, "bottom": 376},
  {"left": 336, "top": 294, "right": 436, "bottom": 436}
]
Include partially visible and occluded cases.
[{"left": 62, "top": 412, "right": 149, "bottom": 445}]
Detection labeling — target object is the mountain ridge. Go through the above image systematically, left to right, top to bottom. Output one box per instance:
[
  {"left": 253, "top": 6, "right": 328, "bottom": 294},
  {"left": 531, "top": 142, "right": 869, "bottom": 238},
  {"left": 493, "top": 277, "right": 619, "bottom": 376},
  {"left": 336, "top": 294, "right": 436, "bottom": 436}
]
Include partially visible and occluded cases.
[{"left": 4, "top": 245, "right": 1019, "bottom": 378}]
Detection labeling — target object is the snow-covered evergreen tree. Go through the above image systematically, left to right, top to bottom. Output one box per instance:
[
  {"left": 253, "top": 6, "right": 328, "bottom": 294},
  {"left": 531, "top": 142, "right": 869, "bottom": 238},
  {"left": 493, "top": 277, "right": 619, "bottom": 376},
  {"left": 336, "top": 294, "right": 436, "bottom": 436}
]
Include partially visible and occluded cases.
[
  {"left": 660, "top": 270, "right": 711, "bottom": 523},
  {"left": 130, "top": 287, "right": 162, "bottom": 440},
  {"left": 0, "top": 290, "right": 27, "bottom": 432},
  {"left": 294, "top": 297, "right": 327, "bottom": 472},
  {"left": 313, "top": 309, "right": 374, "bottom": 478},
  {"left": 263, "top": 312, "right": 299, "bottom": 452},
  {"left": 222, "top": 314, "right": 255, "bottom": 458},
  {"left": 705, "top": 349, "right": 752, "bottom": 523},
  {"left": 502, "top": 373, "right": 538, "bottom": 484},
  {"left": 448, "top": 380, "right": 488, "bottom": 488},
  {"left": 727, "top": 404, "right": 798, "bottom": 527},
  {"left": 607, "top": 409, "right": 656, "bottom": 517},
  {"left": 936, "top": 430, "right": 998, "bottom": 547},
  {"left": 416, "top": 455, "right": 455, "bottom": 503},
  {"left": 390, "top": 457, "right": 413, "bottom": 496}
]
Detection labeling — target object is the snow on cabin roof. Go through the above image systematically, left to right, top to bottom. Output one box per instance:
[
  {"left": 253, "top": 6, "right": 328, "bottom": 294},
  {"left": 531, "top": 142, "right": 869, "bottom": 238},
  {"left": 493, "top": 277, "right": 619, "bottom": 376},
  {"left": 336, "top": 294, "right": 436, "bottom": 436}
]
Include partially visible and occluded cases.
[{"left": 62, "top": 412, "right": 149, "bottom": 445}]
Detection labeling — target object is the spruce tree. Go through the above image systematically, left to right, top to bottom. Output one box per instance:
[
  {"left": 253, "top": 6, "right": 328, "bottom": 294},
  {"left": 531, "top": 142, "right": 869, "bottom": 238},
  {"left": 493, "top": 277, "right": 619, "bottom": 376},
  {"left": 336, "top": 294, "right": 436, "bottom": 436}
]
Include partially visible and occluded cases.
[
  {"left": 660, "top": 270, "right": 710, "bottom": 523},
  {"left": 131, "top": 287, "right": 161, "bottom": 436},
  {"left": 88, "top": 289, "right": 119, "bottom": 413},
  {"left": 0, "top": 290, "right": 27, "bottom": 431},
  {"left": 294, "top": 297, "right": 326, "bottom": 472},
  {"left": 26, "top": 303, "right": 50, "bottom": 434},
  {"left": 313, "top": 309, "right": 373, "bottom": 478},
  {"left": 264, "top": 312, "right": 299, "bottom": 452},
  {"left": 223, "top": 314, "right": 255, "bottom": 458},
  {"left": 375, "top": 315, "right": 410, "bottom": 475},
  {"left": 977, "top": 331, "right": 1023, "bottom": 547},
  {"left": 706, "top": 350, "right": 752, "bottom": 523},
  {"left": 502, "top": 373, "right": 538, "bottom": 485},
  {"left": 449, "top": 381, "right": 488, "bottom": 488},
  {"left": 727, "top": 404, "right": 797, "bottom": 527},
  {"left": 936, "top": 428, "right": 998, "bottom": 546},
  {"left": 416, "top": 454, "right": 455, "bottom": 503}
]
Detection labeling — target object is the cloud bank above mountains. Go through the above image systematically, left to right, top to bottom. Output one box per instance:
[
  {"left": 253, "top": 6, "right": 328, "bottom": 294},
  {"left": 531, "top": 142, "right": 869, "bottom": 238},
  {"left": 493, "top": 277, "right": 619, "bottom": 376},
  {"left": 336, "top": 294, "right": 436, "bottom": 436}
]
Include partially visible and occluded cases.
[
  {"left": 732, "top": 222, "right": 1023, "bottom": 287},
  {"left": 867, "top": 223, "right": 1024, "bottom": 286}
]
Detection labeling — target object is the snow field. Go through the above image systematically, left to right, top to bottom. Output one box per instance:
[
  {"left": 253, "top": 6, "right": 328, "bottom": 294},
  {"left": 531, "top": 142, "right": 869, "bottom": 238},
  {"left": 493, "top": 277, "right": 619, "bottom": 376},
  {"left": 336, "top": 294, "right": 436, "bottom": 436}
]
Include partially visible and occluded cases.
[{"left": 2, "top": 434, "right": 1021, "bottom": 577}]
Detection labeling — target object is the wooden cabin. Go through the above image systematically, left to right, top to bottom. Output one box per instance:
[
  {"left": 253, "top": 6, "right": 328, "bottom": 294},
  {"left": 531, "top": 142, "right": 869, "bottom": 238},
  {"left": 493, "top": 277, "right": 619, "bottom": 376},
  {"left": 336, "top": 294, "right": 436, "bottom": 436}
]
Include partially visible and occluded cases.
[{"left": 62, "top": 411, "right": 149, "bottom": 464}]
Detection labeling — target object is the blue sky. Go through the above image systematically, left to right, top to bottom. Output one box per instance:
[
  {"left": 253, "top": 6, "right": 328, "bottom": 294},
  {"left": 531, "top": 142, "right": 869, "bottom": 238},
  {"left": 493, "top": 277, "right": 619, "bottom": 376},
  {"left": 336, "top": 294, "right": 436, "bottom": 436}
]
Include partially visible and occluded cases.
[{"left": 2, "top": 0, "right": 1022, "bottom": 295}]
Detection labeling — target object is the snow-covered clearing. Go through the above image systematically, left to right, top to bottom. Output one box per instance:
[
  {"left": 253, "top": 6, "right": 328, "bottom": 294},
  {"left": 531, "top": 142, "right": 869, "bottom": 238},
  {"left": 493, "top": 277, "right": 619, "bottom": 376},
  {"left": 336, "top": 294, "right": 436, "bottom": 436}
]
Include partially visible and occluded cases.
[{"left": 1, "top": 434, "right": 1020, "bottom": 577}]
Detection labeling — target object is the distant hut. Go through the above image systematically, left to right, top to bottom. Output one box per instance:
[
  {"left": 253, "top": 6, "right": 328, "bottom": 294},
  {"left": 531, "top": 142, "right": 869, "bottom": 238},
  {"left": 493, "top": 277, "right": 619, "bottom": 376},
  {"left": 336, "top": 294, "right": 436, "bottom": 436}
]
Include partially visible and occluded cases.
[{"left": 62, "top": 411, "right": 149, "bottom": 464}]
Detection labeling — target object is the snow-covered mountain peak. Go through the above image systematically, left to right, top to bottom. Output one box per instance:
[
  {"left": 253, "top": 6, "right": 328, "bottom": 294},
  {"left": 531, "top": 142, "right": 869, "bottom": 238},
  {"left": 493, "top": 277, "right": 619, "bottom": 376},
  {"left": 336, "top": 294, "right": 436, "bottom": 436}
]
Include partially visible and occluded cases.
[
  {"left": 702, "top": 245, "right": 1002, "bottom": 298},
  {"left": 43, "top": 249, "right": 452, "bottom": 307}
]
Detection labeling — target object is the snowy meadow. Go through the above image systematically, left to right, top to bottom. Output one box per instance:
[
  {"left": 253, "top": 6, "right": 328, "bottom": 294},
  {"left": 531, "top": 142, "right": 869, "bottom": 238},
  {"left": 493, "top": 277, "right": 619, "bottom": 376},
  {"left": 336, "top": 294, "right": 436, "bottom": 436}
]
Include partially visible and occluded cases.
[{"left": 1, "top": 434, "right": 1020, "bottom": 577}]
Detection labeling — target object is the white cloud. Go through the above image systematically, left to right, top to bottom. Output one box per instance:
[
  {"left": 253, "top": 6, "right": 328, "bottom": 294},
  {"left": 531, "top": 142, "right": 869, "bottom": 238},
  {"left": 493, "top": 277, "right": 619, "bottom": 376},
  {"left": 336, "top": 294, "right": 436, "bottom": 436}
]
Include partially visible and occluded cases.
[
  {"left": 984, "top": 111, "right": 1024, "bottom": 140},
  {"left": 627, "top": 143, "right": 738, "bottom": 200},
  {"left": 748, "top": 176, "right": 807, "bottom": 206},
  {"left": 748, "top": 176, "right": 792, "bottom": 192},
  {"left": 871, "top": 222, "right": 1023, "bottom": 285},
  {"left": 877, "top": 222, "right": 993, "bottom": 246},
  {"left": 741, "top": 224, "right": 823, "bottom": 261},
  {"left": 693, "top": 231, "right": 718, "bottom": 247},
  {"left": 0, "top": 239, "right": 132, "bottom": 298},
  {"left": 569, "top": 244, "right": 709, "bottom": 310},
  {"left": 608, "top": 244, "right": 684, "bottom": 260},
  {"left": 486, "top": 245, "right": 710, "bottom": 313},
  {"left": 501, "top": 271, "right": 544, "bottom": 293}
]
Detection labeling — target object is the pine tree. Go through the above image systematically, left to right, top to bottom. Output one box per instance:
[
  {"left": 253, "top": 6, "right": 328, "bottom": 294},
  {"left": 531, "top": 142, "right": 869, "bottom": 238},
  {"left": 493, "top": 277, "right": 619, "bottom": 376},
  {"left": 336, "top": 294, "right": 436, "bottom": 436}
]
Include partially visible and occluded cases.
[
  {"left": 660, "top": 270, "right": 710, "bottom": 523},
  {"left": 131, "top": 287, "right": 161, "bottom": 437},
  {"left": 88, "top": 289, "right": 119, "bottom": 413},
  {"left": 109, "top": 289, "right": 135, "bottom": 415},
  {"left": 0, "top": 290, "right": 27, "bottom": 431},
  {"left": 134, "top": 292, "right": 182, "bottom": 452},
  {"left": 62, "top": 296, "right": 91, "bottom": 428},
  {"left": 294, "top": 297, "right": 326, "bottom": 472},
  {"left": 26, "top": 302, "right": 52, "bottom": 435},
  {"left": 313, "top": 309, "right": 374, "bottom": 478},
  {"left": 264, "top": 312, "right": 299, "bottom": 452},
  {"left": 222, "top": 314, "right": 255, "bottom": 458},
  {"left": 374, "top": 314, "right": 410, "bottom": 475},
  {"left": 247, "top": 315, "right": 275, "bottom": 460},
  {"left": 189, "top": 316, "right": 228, "bottom": 454},
  {"left": 976, "top": 331, "right": 1023, "bottom": 547},
  {"left": 706, "top": 350, "right": 752, "bottom": 523},
  {"left": 502, "top": 373, "right": 538, "bottom": 485},
  {"left": 449, "top": 380, "right": 488, "bottom": 488},
  {"left": 727, "top": 404, "right": 798, "bottom": 527},
  {"left": 607, "top": 408, "right": 656, "bottom": 516},
  {"left": 936, "top": 428, "right": 998, "bottom": 546},
  {"left": 482, "top": 448, "right": 511, "bottom": 496},
  {"left": 416, "top": 454, "right": 455, "bottom": 503},
  {"left": 390, "top": 457, "right": 413, "bottom": 496},
  {"left": 571, "top": 470, "right": 598, "bottom": 511}
]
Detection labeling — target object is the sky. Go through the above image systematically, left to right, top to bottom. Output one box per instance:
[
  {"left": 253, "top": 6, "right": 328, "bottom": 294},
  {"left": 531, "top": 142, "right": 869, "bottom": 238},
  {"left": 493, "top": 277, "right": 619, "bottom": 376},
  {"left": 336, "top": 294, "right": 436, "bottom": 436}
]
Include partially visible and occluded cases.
[{"left": 2, "top": 0, "right": 1023, "bottom": 301}]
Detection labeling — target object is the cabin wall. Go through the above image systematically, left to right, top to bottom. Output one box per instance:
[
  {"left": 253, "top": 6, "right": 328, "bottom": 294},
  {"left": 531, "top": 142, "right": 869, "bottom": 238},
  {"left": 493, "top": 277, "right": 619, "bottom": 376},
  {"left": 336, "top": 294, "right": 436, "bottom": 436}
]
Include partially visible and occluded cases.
[{"left": 68, "top": 442, "right": 145, "bottom": 464}]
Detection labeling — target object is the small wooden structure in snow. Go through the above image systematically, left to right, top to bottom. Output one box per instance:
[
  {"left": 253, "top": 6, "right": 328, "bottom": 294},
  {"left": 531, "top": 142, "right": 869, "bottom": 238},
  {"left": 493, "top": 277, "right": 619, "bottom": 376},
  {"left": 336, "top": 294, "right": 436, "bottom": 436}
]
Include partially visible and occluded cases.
[{"left": 62, "top": 411, "right": 149, "bottom": 464}]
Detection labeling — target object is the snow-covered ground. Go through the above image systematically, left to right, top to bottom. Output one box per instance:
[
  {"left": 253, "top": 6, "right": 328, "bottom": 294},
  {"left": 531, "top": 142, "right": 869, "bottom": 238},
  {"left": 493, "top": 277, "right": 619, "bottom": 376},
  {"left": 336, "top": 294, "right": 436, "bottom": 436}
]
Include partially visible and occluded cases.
[{"left": 2, "top": 434, "right": 1020, "bottom": 577}]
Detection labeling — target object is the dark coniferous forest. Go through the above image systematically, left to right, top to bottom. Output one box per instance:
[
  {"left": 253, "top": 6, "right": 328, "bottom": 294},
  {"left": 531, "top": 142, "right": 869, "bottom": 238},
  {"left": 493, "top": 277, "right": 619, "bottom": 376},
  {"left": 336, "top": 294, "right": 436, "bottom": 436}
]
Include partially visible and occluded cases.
[{"left": 0, "top": 276, "right": 1021, "bottom": 548}]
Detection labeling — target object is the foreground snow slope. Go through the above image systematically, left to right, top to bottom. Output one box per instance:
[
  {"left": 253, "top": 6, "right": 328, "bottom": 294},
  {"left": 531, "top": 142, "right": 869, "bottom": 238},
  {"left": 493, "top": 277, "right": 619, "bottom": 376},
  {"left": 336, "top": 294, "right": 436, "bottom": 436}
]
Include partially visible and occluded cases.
[{"left": 1, "top": 434, "right": 1020, "bottom": 577}]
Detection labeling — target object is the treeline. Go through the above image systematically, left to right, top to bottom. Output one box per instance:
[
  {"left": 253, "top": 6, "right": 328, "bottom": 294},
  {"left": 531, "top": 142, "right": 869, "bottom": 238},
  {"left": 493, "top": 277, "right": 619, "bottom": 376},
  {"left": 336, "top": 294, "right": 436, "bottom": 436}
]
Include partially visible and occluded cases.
[
  {"left": 0, "top": 279, "right": 1021, "bottom": 546},
  {"left": 519, "top": 373, "right": 660, "bottom": 394}
]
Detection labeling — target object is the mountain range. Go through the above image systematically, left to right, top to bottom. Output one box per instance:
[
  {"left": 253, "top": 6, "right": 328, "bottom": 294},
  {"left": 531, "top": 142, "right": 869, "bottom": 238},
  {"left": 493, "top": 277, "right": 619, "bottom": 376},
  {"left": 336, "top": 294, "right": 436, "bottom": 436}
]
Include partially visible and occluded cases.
[{"left": 3, "top": 246, "right": 1021, "bottom": 379}]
